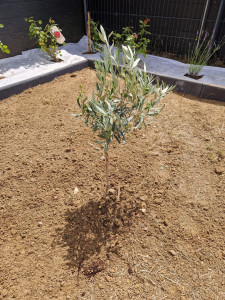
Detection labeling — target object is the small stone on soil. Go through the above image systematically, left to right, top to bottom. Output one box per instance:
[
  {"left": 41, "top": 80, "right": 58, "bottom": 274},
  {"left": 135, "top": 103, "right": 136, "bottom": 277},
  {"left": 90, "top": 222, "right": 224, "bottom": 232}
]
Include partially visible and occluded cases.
[
  {"left": 165, "top": 148, "right": 172, "bottom": 153},
  {"left": 152, "top": 151, "right": 160, "bottom": 156},
  {"left": 214, "top": 167, "right": 224, "bottom": 175},
  {"left": 73, "top": 187, "right": 79, "bottom": 194},
  {"left": 108, "top": 188, "right": 116, "bottom": 195},
  {"left": 140, "top": 195, "right": 148, "bottom": 201},
  {"left": 153, "top": 199, "right": 162, "bottom": 205},
  {"left": 163, "top": 219, "right": 169, "bottom": 226},
  {"left": 10, "top": 229, "right": 17, "bottom": 235},
  {"left": 168, "top": 250, "right": 176, "bottom": 256},
  {"left": 105, "top": 275, "right": 113, "bottom": 282}
]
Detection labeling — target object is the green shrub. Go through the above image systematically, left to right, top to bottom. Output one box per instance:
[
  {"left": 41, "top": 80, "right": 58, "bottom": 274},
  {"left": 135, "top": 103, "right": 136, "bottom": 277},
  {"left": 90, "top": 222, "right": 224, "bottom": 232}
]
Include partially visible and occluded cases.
[{"left": 112, "top": 19, "right": 151, "bottom": 57}]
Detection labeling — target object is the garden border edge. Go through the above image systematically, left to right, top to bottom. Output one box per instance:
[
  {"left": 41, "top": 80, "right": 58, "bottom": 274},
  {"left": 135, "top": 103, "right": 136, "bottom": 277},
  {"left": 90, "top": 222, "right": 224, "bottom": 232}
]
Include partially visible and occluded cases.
[
  {"left": 0, "top": 58, "right": 224, "bottom": 102},
  {"left": 88, "top": 59, "right": 225, "bottom": 102},
  {"left": 0, "top": 60, "right": 89, "bottom": 101}
]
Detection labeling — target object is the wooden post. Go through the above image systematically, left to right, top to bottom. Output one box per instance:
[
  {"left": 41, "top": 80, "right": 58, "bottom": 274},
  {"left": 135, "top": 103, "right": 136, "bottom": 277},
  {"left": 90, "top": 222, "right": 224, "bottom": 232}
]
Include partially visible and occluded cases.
[{"left": 87, "top": 11, "right": 92, "bottom": 53}]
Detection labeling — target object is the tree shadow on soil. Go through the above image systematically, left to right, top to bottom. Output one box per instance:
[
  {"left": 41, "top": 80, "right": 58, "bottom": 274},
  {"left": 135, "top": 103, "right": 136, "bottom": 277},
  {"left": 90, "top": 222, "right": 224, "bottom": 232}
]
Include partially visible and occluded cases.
[{"left": 54, "top": 192, "right": 140, "bottom": 276}]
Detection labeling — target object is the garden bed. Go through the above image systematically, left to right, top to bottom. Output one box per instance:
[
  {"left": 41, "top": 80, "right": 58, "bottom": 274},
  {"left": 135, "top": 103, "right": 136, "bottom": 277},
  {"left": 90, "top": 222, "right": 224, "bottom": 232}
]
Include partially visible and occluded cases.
[
  {"left": 0, "top": 36, "right": 225, "bottom": 101},
  {"left": 1, "top": 68, "right": 225, "bottom": 299}
]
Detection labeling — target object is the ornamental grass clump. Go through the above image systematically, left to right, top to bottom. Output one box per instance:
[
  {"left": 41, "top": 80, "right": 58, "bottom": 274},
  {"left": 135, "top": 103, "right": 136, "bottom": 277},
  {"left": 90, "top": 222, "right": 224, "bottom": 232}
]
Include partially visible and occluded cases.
[
  {"left": 74, "top": 26, "right": 173, "bottom": 194},
  {"left": 188, "top": 30, "right": 224, "bottom": 77}
]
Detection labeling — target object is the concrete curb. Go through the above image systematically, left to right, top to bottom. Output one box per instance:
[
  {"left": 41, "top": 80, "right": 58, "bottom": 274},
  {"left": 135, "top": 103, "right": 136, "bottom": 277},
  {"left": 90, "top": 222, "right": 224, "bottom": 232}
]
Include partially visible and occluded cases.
[
  {"left": 0, "top": 57, "right": 224, "bottom": 102},
  {"left": 88, "top": 59, "right": 225, "bottom": 102},
  {"left": 0, "top": 60, "right": 89, "bottom": 101},
  {"left": 153, "top": 74, "right": 225, "bottom": 102}
]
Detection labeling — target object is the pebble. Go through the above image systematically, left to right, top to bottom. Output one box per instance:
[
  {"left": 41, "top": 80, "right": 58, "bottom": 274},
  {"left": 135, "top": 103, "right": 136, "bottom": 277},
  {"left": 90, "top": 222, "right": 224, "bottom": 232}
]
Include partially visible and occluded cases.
[
  {"left": 165, "top": 148, "right": 172, "bottom": 153},
  {"left": 152, "top": 152, "right": 160, "bottom": 156},
  {"left": 214, "top": 167, "right": 224, "bottom": 175},
  {"left": 73, "top": 187, "right": 79, "bottom": 194},
  {"left": 108, "top": 188, "right": 116, "bottom": 195},
  {"left": 140, "top": 195, "right": 148, "bottom": 201},
  {"left": 153, "top": 199, "right": 162, "bottom": 205},
  {"left": 141, "top": 202, "right": 146, "bottom": 209},
  {"left": 141, "top": 208, "right": 146, "bottom": 214},
  {"left": 163, "top": 219, "right": 169, "bottom": 226},
  {"left": 38, "top": 221, "right": 43, "bottom": 227},
  {"left": 10, "top": 229, "right": 17, "bottom": 235},
  {"left": 168, "top": 250, "right": 176, "bottom": 256},
  {"left": 105, "top": 275, "right": 113, "bottom": 282}
]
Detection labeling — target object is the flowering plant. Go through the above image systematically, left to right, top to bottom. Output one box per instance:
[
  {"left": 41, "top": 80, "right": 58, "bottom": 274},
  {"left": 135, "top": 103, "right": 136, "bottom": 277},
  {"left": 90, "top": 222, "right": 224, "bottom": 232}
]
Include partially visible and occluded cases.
[
  {"left": 25, "top": 17, "right": 64, "bottom": 62},
  {"left": 112, "top": 19, "right": 151, "bottom": 57},
  {"left": 0, "top": 24, "right": 10, "bottom": 54}
]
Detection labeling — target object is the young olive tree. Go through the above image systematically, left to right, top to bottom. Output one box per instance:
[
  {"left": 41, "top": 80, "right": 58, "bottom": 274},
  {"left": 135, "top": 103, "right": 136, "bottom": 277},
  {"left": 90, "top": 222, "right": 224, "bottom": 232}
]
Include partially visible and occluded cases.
[{"left": 74, "top": 26, "right": 173, "bottom": 194}]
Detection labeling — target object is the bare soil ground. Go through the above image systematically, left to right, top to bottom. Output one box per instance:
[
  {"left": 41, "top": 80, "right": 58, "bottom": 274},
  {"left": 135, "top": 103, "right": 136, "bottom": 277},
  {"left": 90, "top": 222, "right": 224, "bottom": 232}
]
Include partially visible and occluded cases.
[{"left": 0, "top": 68, "right": 225, "bottom": 300}]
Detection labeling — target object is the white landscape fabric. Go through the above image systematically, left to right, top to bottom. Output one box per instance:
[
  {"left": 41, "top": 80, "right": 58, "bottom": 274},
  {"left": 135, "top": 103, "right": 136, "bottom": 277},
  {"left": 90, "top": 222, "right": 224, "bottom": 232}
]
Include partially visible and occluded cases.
[
  {"left": 0, "top": 36, "right": 225, "bottom": 89},
  {"left": 0, "top": 37, "right": 89, "bottom": 88}
]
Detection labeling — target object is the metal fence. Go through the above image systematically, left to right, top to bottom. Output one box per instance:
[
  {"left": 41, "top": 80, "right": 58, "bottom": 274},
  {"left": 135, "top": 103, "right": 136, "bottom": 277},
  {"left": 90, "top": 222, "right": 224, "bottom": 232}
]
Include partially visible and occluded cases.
[{"left": 85, "top": 0, "right": 225, "bottom": 61}]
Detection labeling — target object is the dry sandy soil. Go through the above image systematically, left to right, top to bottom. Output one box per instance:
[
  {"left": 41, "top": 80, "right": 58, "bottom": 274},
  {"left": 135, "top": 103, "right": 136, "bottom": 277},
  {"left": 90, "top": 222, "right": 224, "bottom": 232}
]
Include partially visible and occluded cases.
[{"left": 0, "top": 68, "right": 225, "bottom": 300}]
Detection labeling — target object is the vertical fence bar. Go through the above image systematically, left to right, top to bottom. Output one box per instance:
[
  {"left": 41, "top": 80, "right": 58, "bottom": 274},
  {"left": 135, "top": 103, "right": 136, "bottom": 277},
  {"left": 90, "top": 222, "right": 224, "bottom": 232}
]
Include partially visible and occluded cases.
[
  {"left": 83, "top": 0, "right": 88, "bottom": 35},
  {"left": 197, "top": 0, "right": 211, "bottom": 47},
  {"left": 209, "top": 0, "right": 225, "bottom": 49}
]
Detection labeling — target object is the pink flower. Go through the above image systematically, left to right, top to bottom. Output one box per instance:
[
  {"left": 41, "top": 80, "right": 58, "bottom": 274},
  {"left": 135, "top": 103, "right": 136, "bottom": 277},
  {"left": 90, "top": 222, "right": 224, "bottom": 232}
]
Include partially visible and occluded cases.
[
  {"left": 143, "top": 18, "right": 150, "bottom": 25},
  {"left": 54, "top": 31, "right": 61, "bottom": 38},
  {"left": 131, "top": 33, "right": 138, "bottom": 39}
]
